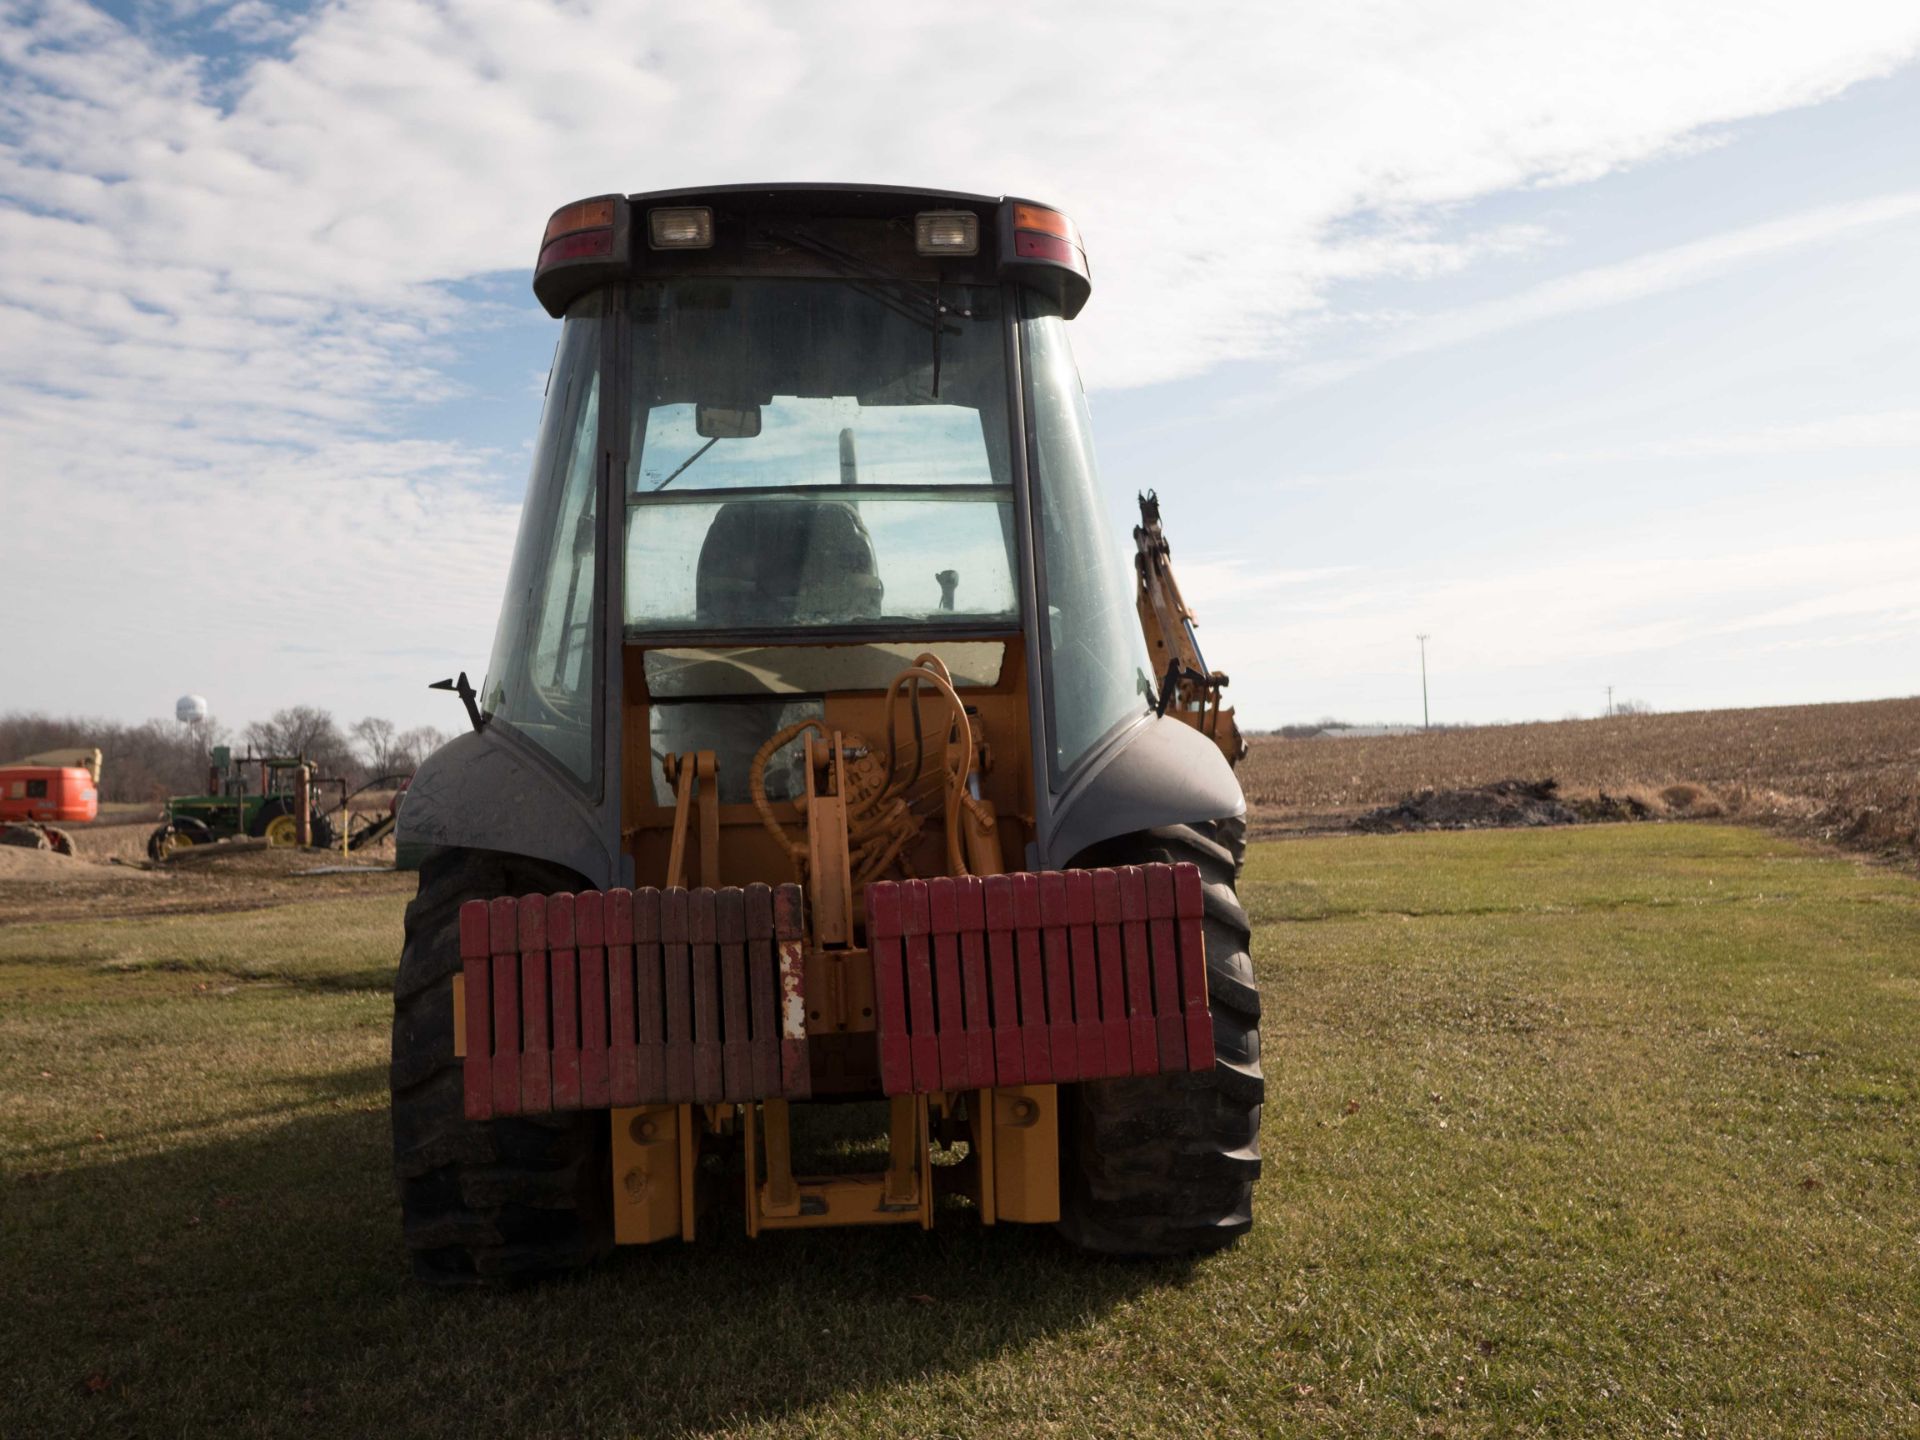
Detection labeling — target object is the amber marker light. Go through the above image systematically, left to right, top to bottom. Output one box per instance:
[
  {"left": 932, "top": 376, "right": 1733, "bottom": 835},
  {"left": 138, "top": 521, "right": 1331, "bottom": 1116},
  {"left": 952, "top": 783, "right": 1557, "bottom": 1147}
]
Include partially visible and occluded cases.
[
  {"left": 543, "top": 198, "right": 616, "bottom": 246},
  {"left": 1011, "top": 203, "right": 1081, "bottom": 247}
]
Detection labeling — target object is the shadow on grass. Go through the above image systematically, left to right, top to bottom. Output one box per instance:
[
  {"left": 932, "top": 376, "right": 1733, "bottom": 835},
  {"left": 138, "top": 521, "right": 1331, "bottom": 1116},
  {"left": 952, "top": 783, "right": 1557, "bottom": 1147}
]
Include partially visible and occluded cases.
[
  {"left": 90, "top": 955, "right": 399, "bottom": 993},
  {"left": 10, "top": 1064, "right": 393, "bottom": 1167},
  {"left": 10, "top": 1066, "right": 1179, "bottom": 1438}
]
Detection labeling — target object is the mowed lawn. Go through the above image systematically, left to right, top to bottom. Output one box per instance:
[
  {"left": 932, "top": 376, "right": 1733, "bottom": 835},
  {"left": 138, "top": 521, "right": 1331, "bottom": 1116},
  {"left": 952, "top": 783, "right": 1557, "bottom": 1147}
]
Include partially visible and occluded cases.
[{"left": 3, "top": 826, "right": 1917, "bottom": 1438}]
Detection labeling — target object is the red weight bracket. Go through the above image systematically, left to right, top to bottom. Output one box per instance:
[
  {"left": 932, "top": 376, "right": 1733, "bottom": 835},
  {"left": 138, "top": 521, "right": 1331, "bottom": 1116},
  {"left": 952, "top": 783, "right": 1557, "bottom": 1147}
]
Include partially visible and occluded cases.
[
  {"left": 864, "top": 863, "right": 1216, "bottom": 1096},
  {"left": 459, "top": 883, "right": 815, "bottom": 1118},
  {"left": 744, "top": 883, "right": 781, "bottom": 1098},
  {"left": 773, "top": 884, "right": 809, "bottom": 1098},
  {"left": 607, "top": 888, "right": 639, "bottom": 1107},
  {"left": 575, "top": 890, "right": 610, "bottom": 1108},
  {"left": 548, "top": 893, "right": 580, "bottom": 1111},
  {"left": 517, "top": 895, "right": 551, "bottom": 1114},
  {"left": 488, "top": 896, "right": 520, "bottom": 1117},
  {"left": 458, "top": 902, "right": 493, "bottom": 1121}
]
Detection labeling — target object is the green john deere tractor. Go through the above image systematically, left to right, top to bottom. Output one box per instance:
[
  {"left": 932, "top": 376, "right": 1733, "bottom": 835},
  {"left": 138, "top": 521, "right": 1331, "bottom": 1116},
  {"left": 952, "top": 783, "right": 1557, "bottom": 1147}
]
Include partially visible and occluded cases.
[{"left": 147, "top": 747, "right": 337, "bottom": 859}]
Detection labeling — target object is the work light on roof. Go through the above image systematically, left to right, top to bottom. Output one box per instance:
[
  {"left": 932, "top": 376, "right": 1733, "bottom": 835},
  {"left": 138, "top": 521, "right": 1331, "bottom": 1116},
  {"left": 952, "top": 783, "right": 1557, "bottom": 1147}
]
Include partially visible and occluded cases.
[
  {"left": 649, "top": 206, "right": 714, "bottom": 250},
  {"left": 914, "top": 210, "right": 978, "bottom": 256}
]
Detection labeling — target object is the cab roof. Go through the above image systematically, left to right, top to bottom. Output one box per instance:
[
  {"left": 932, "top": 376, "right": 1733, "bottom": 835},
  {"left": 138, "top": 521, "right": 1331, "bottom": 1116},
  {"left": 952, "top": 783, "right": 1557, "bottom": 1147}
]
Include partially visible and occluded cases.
[{"left": 531, "top": 183, "right": 1090, "bottom": 320}]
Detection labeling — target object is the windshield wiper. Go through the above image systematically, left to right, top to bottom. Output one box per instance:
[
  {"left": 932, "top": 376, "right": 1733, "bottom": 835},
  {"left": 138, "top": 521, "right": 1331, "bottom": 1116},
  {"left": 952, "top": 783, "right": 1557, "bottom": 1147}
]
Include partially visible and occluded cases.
[
  {"left": 756, "top": 221, "right": 973, "bottom": 397},
  {"left": 756, "top": 223, "right": 967, "bottom": 336},
  {"left": 651, "top": 436, "right": 721, "bottom": 491}
]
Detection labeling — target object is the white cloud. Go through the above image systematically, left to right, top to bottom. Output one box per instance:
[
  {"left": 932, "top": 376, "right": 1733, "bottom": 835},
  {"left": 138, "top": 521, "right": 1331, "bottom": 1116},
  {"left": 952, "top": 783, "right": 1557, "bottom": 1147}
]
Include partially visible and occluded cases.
[
  {"left": 2, "top": 0, "right": 1918, "bottom": 725},
  {"left": 1292, "top": 190, "right": 1920, "bottom": 384},
  {"left": 1540, "top": 407, "right": 1920, "bottom": 463},
  {"left": 1194, "top": 525, "right": 1920, "bottom": 722}
]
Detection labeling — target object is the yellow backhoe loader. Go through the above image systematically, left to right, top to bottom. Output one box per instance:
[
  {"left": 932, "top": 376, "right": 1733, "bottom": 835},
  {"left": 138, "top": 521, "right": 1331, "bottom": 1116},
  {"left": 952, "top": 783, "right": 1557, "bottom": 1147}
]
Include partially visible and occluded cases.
[{"left": 391, "top": 185, "right": 1261, "bottom": 1284}]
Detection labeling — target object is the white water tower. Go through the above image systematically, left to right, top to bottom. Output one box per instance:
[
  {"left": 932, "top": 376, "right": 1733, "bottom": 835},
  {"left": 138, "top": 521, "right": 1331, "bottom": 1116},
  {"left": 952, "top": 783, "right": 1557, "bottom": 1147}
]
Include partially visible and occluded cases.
[{"left": 176, "top": 694, "right": 210, "bottom": 766}]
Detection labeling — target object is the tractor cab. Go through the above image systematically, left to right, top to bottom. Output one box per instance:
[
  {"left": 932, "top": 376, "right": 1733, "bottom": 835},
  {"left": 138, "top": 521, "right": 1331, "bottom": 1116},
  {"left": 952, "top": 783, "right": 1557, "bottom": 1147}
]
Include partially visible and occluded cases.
[
  {"left": 393, "top": 186, "right": 1259, "bottom": 1281},
  {"left": 475, "top": 188, "right": 1147, "bottom": 802}
]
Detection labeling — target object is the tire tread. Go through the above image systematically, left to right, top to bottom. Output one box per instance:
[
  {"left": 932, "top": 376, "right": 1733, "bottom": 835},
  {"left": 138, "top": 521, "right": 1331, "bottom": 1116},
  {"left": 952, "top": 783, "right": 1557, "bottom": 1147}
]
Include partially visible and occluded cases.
[
  {"left": 1056, "top": 822, "right": 1264, "bottom": 1257},
  {"left": 390, "top": 847, "right": 611, "bottom": 1287}
]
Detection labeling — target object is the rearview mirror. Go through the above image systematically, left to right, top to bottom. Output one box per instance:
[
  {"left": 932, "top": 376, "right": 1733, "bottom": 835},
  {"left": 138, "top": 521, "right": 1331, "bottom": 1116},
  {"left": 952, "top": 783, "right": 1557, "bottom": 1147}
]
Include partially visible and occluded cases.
[{"left": 696, "top": 404, "right": 761, "bottom": 439}]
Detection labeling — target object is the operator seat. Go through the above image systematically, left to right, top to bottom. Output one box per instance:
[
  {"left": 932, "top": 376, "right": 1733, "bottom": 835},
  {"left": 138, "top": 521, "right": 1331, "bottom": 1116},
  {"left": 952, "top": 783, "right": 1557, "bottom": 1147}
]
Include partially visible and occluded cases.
[{"left": 695, "top": 499, "right": 884, "bottom": 626}]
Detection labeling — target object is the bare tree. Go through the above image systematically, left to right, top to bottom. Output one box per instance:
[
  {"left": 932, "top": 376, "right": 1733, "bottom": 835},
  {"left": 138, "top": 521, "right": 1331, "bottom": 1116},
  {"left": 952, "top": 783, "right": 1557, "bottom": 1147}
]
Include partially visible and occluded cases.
[
  {"left": 245, "top": 706, "right": 356, "bottom": 780},
  {"left": 352, "top": 716, "right": 404, "bottom": 776},
  {"left": 394, "top": 725, "right": 453, "bottom": 772}
]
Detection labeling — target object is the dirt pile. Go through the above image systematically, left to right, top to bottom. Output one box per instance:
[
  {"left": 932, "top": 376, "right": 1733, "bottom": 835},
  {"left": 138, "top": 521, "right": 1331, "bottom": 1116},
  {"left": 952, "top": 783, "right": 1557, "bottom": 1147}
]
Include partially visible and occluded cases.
[
  {"left": 1353, "top": 779, "right": 1585, "bottom": 833},
  {"left": 0, "top": 844, "right": 83, "bottom": 880},
  {"left": 164, "top": 844, "right": 353, "bottom": 878},
  {"left": 0, "top": 845, "right": 160, "bottom": 885}
]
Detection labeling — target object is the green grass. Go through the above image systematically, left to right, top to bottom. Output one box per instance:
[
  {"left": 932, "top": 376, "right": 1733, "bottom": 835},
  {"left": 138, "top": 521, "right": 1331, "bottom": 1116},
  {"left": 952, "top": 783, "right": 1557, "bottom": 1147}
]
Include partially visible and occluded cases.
[
  {"left": 3, "top": 825, "right": 1917, "bottom": 1437},
  {"left": 0, "top": 897, "right": 405, "bottom": 996}
]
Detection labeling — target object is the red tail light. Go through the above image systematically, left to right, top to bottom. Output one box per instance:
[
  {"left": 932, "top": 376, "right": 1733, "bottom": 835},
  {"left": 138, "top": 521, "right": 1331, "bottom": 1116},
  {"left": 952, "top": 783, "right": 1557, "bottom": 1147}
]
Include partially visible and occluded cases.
[
  {"left": 532, "top": 194, "right": 630, "bottom": 317},
  {"left": 1009, "top": 203, "right": 1088, "bottom": 277},
  {"left": 538, "top": 228, "right": 614, "bottom": 268},
  {"left": 1013, "top": 231, "right": 1083, "bottom": 269}
]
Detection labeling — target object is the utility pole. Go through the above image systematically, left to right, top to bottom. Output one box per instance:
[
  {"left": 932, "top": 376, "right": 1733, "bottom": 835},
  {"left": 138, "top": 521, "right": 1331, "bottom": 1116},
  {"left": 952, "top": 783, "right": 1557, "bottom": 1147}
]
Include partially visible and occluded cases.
[
  {"left": 1416, "top": 634, "right": 1431, "bottom": 730},
  {"left": 1606, "top": 685, "right": 1614, "bottom": 718}
]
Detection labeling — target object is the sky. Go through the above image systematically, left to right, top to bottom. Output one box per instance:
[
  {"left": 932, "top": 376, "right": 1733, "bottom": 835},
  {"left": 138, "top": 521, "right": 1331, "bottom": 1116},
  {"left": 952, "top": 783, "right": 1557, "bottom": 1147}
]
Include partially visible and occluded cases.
[{"left": 2, "top": 0, "right": 1917, "bottom": 734}]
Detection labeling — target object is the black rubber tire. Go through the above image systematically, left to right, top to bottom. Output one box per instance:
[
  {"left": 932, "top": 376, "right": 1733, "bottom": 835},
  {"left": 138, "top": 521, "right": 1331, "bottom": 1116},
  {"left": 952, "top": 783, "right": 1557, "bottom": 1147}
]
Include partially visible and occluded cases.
[
  {"left": 248, "top": 797, "right": 290, "bottom": 840},
  {"left": 1207, "top": 812, "right": 1248, "bottom": 880},
  {"left": 147, "top": 817, "right": 214, "bottom": 859},
  {"left": 1056, "top": 822, "right": 1263, "bottom": 1256},
  {"left": 391, "top": 846, "right": 612, "bottom": 1286}
]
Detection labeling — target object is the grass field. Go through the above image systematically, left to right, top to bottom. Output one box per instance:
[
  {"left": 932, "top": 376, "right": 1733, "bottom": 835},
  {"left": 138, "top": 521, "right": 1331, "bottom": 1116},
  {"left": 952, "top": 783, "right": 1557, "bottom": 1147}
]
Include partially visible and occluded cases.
[{"left": 5, "top": 826, "right": 1919, "bottom": 1437}]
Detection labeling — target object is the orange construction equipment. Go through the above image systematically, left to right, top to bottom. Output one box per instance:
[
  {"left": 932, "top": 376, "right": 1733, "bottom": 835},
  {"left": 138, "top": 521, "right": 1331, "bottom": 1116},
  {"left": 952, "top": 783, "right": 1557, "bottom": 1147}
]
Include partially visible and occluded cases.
[{"left": 0, "top": 748, "right": 101, "bottom": 856}]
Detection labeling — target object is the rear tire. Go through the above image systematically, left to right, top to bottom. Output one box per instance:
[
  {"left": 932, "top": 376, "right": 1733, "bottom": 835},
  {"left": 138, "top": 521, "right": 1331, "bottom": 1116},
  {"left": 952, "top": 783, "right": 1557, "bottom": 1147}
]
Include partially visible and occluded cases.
[
  {"left": 255, "top": 802, "right": 299, "bottom": 846},
  {"left": 1206, "top": 812, "right": 1248, "bottom": 879},
  {"left": 148, "top": 817, "right": 213, "bottom": 859},
  {"left": 1056, "top": 822, "right": 1263, "bottom": 1256},
  {"left": 391, "top": 847, "right": 612, "bottom": 1286}
]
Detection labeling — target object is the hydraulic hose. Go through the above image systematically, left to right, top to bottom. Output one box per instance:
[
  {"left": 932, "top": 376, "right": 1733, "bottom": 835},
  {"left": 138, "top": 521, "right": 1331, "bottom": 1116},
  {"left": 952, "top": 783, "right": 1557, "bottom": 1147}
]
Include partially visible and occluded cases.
[{"left": 748, "top": 658, "right": 992, "bottom": 888}]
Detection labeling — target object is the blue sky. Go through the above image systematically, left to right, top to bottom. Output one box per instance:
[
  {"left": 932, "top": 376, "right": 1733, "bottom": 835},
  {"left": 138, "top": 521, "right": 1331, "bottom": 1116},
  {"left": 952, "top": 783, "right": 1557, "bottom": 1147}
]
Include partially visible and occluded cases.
[
  {"left": 3, "top": 2, "right": 1917, "bottom": 735},
  {"left": 1096, "top": 66, "right": 1920, "bottom": 723}
]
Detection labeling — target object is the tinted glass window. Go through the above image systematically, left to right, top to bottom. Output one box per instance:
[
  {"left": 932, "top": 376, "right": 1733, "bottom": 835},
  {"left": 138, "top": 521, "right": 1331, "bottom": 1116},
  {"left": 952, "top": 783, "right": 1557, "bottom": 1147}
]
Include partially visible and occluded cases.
[
  {"left": 624, "top": 279, "right": 1017, "bottom": 636},
  {"left": 1022, "top": 293, "right": 1153, "bottom": 781},
  {"left": 482, "top": 296, "right": 602, "bottom": 783}
]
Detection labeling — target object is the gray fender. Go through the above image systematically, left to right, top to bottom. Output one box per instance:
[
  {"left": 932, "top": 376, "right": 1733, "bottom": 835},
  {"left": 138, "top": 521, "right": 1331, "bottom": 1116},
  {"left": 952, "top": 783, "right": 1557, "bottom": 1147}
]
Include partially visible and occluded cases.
[
  {"left": 1041, "top": 713, "right": 1246, "bottom": 868},
  {"left": 396, "top": 726, "right": 616, "bottom": 889}
]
